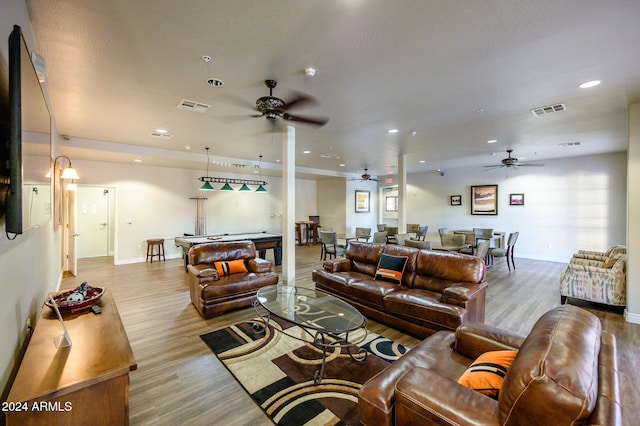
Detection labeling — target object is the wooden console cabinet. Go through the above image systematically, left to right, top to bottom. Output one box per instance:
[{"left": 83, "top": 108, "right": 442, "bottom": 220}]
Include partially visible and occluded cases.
[{"left": 5, "top": 291, "right": 136, "bottom": 425}]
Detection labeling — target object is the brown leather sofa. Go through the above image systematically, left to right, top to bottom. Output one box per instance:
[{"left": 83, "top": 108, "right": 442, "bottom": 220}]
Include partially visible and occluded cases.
[
  {"left": 187, "top": 241, "right": 278, "bottom": 319},
  {"left": 312, "top": 241, "right": 487, "bottom": 338},
  {"left": 359, "top": 305, "right": 621, "bottom": 426}
]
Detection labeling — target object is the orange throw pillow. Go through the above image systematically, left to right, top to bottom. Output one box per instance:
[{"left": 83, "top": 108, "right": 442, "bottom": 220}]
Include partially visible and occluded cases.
[
  {"left": 214, "top": 259, "right": 248, "bottom": 276},
  {"left": 457, "top": 350, "right": 518, "bottom": 399}
]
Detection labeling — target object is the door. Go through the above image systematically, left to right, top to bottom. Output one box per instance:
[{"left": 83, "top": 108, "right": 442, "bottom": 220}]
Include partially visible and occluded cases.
[
  {"left": 77, "top": 187, "right": 111, "bottom": 258},
  {"left": 66, "top": 188, "right": 78, "bottom": 276}
]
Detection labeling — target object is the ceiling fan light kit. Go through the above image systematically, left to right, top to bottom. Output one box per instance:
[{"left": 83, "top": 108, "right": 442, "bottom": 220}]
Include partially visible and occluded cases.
[{"left": 249, "top": 79, "right": 328, "bottom": 127}]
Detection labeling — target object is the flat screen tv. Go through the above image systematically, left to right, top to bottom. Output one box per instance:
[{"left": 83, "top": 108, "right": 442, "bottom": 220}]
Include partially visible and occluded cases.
[{"left": 1, "top": 25, "right": 51, "bottom": 236}]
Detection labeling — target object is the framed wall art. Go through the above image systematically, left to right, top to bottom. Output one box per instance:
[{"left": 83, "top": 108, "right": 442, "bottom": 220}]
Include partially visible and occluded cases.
[
  {"left": 471, "top": 184, "right": 498, "bottom": 215},
  {"left": 355, "top": 190, "right": 370, "bottom": 213},
  {"left": 510, "top": 193, "right": 525, "bottom": 206},
  {"left": 450, "top": 195, "right": 462, "bottom": 206}
]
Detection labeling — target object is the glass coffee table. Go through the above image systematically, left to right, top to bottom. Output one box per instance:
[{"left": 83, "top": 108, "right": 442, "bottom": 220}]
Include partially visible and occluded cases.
[{"left": 254, "top": 285, "right": 368, "bottom": 384}]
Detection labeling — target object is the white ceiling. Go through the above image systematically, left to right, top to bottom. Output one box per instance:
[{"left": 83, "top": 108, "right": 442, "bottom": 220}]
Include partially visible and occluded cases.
[{"left": 25, "top": 0, "right": 640, "bottom": 179}]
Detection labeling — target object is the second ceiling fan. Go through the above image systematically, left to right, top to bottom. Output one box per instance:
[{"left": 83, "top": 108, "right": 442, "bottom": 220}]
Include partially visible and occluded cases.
[{"left": 483, "top": 149, "right": 544, "bottom": 170}]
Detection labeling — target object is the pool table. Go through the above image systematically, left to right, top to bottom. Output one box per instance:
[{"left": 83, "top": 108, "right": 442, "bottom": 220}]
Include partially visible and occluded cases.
[{"left": 174, "top": 232, "right": 282, "bottom": 271}]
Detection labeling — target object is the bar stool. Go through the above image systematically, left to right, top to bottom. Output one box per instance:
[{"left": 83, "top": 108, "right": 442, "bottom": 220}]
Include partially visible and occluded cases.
[{"left": 146, "top": 238, "right": 165, "bottom": 262}]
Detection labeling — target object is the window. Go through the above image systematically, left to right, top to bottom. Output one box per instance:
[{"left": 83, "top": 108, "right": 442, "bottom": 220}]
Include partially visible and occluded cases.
[{"left": 385, "top": 196, "right": 398, "bottom": 211}]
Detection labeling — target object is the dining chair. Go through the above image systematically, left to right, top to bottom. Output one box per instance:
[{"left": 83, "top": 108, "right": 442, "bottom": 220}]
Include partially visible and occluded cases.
[
  {"left": 377, "top": 223, "right": 387, "bottom": 232},
  {"left": 406, "top": 224, "right": 420, "bottom": 235},
  {"left": 385, "top": 226, "right": 398, "bottom": 244},
  {"left": 415, "top": 226, "right": 429, "bottom": 241},
  {"left": 355, "top": 227, "right": 372, "bottom": 241},
  {"left": 438, "top": 227, "right": 449, "bottom": 236},
  {"left": 319, "top": 230, "right": 346, "bottom": 260},
  {"left": 373, "top": 231, "right": 388, "bottom": 243},
  {"left": 457, "top": 231, "right": 477, "bottom": 254},
  {"left": 489, "top": 232, "right": 519, "bottom": 270},
  {"left": 395, "top": 233, "right": 410, "bottom": 246},
  {"left": 440, "top": 233, "right": 466, "bottom": 246},
  {"left": 404, "top": 239, "right": 431, "bottom": 250},
  {"left": 474, "top": 240, "right": 491, "bottom": 264}
]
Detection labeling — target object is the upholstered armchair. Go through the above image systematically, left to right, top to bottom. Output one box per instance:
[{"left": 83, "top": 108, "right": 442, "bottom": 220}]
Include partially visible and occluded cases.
[
  {"left": 355, "top": 227, "right": 372, "bottom": 241},
  {"left": 572, "top": 245, "right": 626, "bottom": 261},
  {"left": 560, "top": 253, "right": 626, "bottom": 306}
]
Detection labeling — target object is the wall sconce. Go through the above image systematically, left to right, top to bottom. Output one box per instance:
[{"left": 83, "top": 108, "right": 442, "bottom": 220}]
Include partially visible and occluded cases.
[{"left": 54, "top": 155, "right": 80, "bottom": 180}]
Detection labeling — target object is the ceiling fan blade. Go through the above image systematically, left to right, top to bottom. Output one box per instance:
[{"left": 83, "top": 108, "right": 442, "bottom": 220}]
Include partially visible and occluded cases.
[
  {"left": 283, "top": 91, "right": 317, "bottom": 110},
  {"left": 282, "top": 112, "right": 328, "bottom": 127},
  {"left": 517, "top": 163, "right": 545, "bottom": 167},
  {"left": 483, "top": 165, "right": 505, "bottom": 170}
]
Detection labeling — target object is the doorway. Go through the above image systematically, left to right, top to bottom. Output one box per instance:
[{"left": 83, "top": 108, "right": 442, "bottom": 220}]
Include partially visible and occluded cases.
[{"left": 63, "top": 186, "right": 116, "bottom": 275}]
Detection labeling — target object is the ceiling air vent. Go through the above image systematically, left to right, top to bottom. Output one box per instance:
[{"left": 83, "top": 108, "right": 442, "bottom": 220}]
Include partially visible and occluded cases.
[
  {"left": 177, "top": 98, "right": 211, "bottom": 113},
  {"left": 530, "top": 103, "right": 566, "bottom": 117},
  {"left": 149, "top": 131, "right": 172, "bottom": 139},
  {"left": 559, "top": 141, "right": 582, "bottom": 147}
]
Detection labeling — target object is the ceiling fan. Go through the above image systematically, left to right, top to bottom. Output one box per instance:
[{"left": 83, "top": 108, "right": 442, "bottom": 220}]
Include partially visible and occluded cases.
[
  {"left": 249, "top": 79, "right": 328, "bottom": 127},
  {"left": 483, "top": 149, "right": 544, "bottom": 170},
  {"left": 349, "top": 168, "right": 380, "bottom": 182}
]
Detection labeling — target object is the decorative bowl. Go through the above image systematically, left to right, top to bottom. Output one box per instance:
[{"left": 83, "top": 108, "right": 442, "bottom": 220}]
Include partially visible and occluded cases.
[{"left": 45, "top": 284, "right": 105, "bottom": 313}]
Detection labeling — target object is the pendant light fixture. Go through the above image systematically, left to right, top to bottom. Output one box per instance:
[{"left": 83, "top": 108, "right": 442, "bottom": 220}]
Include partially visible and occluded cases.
[
  {"left": 199, "top": 147, "right": 215, "bottom": 191},
  {"left": 256, "top": 155, "right": 267, "bottom": 193}
]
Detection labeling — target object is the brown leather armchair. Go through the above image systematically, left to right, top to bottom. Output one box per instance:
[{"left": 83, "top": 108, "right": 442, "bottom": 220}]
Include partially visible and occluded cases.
[
  {"left": 187, "top": 241, "right": 278, "bottom": 319},
  {"left": 359, "top": 305, "right": 621, "bottom": 426}
]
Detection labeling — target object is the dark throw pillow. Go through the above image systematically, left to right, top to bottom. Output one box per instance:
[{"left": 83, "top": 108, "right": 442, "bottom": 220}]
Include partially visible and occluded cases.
[{"left": 374, "top": 253, "right": 408, "bottom": 284}]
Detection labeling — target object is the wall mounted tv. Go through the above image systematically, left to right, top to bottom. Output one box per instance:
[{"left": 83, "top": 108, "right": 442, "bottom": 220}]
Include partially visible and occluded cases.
[{"left": 1, "top": 25, "right": 51, "bottom": 236}]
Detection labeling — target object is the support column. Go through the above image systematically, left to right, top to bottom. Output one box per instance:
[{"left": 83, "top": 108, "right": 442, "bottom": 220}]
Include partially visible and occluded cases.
[
  {"left": 626, "top": 103, "right": 640, "bottom": 323},
  {"left": 282, "top": 125, "right": 296, "bottom": 285},
  {"left": 397, "top": 152, "right": 407, "bottom": 234}
]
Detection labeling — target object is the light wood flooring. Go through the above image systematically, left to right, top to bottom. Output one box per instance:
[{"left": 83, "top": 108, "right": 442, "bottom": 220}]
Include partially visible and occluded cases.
[{"left": 60, "top": 245, "right": 639, "bottom": 426}]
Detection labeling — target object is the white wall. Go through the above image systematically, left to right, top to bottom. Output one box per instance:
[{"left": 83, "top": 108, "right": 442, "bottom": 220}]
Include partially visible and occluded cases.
[
  {"left": 0, "top": 0, "right": 62, "bottom": 398},
  {"left": 627, "top": 104, "right": 639, "bottom": 322},
  {"left": 395, "top": 152, "right": 627, "bottom": 263},
  {"left": 68, "top": 157, "right": 318, "bottom": 264},
  {"left": 346, "top": 179, "right": 378, "bottom": 237}
]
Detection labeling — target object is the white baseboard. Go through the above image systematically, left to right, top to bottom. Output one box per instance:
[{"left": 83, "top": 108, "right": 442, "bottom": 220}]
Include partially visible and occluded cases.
[{"left": 624, "top": 309, "right": 640, "bottom": 324}]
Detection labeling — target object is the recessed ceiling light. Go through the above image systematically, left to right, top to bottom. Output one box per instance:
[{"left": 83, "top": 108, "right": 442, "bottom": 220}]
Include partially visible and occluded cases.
[
  {"left": 305, "top": 67, "right": 316, "bottom": 77},
  {"left": 579, "top": 80, "right": 601, "bottom": 89},
  {"left": 155, "top": 128, "right": 168, "bottom": 134},
  {"left": 387, "top": 129, "right": 399, "bottom": 134},
  {"left": 410, "top": 131, "right": 417, "bottom": 136},
  {"left": 487, "top": 139, "right": 497, "bottom": 144},
  {"left": 185, "top": 146, "right": 191, "bottom": 150},
  {"left": 303, "top": 150, "right": 311, "bottom": 154},
  {"left": 134, "top": 159, "right": 142, "bottom": 163},
  {"left": 419, "top": 160, "right": 426, "bottom": 164},
  {"left": 339, "top": 163, "right": 346, "bottom": 167}
]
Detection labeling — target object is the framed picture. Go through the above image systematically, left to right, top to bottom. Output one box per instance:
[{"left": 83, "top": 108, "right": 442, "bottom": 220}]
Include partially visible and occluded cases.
[
  {"left": 471, "top": 184, "right": 498, "bottom": 215},
  {"left": 355, "top": 190, "right": 370, "bottom": 213},
  {"left": 510, "top": 193, "right": 525, "bottom": 206},
  {"left": 450, "top": 195, "right": 462, "bottom": 206},
  {"left": 385, "top": 196, "right": 398, "bottom": 211}
]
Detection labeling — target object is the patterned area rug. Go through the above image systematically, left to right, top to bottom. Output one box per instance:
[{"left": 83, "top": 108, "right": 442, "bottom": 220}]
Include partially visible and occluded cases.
[{"left": 200, "top": 317, "right": 409, "bottom": 425}]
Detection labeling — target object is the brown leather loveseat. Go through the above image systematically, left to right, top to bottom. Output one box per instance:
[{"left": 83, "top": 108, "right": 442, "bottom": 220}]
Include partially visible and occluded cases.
[
  {"left": 188, "top": 241, "right": 278, "bottom": 319},
  {"left": 312, "top": 241, "right": 487, "bottom": 338},
  {"left": 359, "top": 304, "right": 621, "bottom": 426}
]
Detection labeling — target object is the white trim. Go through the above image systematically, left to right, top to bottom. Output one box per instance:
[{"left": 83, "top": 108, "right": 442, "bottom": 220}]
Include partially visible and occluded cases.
[{"left": 624, "top": 309, "right": 640, "bottom": 324}]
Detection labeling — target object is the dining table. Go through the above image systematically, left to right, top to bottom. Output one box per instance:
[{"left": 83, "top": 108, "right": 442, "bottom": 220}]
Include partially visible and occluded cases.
[{"left": 430, "top": 242, "right": 471, "bottom": 252}]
